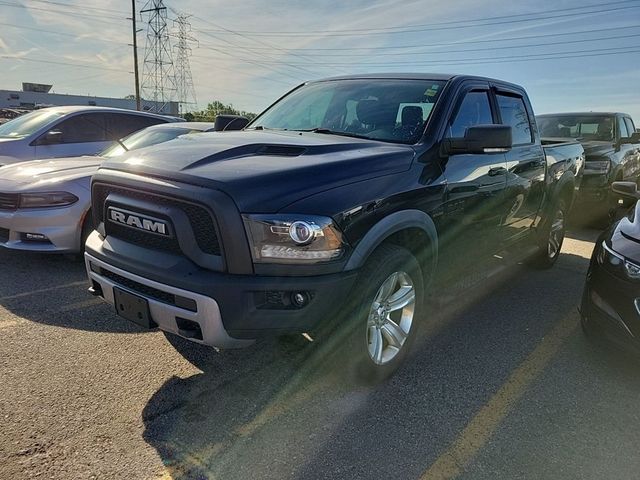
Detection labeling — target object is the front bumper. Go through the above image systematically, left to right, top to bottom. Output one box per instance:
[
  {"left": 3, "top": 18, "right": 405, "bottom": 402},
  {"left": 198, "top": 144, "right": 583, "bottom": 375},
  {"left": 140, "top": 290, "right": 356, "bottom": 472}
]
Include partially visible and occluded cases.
[
  {"left": 0, "top": 200, "right": 89, "bottom": 252},
  {"left": 85, "top": 231, "right": 357, "bottom": 347},
  {"left": 581, "top": 259, "right": 640, "bottom": 348}
]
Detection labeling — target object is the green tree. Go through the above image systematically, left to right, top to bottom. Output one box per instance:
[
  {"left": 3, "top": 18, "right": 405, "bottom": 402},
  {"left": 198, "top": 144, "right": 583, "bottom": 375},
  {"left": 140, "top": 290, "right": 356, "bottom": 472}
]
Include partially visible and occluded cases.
[{"left": 185, "top": 100, "right": 257, "bottom": 122}]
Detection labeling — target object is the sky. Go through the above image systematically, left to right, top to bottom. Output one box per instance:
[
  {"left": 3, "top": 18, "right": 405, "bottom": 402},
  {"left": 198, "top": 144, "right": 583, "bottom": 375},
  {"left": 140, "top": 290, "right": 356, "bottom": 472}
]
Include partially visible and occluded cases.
[{"left": 0, "top": 0, "right": 639, "bottom": 119}]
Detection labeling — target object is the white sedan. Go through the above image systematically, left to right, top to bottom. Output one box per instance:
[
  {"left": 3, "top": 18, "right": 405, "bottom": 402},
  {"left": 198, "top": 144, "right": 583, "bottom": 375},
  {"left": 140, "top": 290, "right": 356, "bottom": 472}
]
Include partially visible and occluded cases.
[{"left": 0, "top": 122, "right": 215, "bottom": 253}]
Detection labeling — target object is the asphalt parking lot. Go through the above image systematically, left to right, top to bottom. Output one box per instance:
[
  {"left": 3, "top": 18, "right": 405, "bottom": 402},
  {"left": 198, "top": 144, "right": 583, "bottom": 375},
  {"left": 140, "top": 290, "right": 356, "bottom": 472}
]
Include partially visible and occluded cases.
[{"left": 2, "top": 228, "right": 640, "bottom": 480}]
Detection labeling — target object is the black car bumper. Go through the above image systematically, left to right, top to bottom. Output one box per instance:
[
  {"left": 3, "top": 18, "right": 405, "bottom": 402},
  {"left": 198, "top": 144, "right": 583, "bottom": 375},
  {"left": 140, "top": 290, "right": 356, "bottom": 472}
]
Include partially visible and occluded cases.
[
  {"left": 85, "top": 231, "right": 358, "bottom": 345},
  {"left": 581, "top": 256, "right": 640, "bottom": 349}
]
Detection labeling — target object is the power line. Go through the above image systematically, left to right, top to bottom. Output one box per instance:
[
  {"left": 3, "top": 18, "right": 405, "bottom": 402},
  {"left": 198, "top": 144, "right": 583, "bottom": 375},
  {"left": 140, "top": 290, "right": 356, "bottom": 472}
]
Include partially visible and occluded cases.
[
  {"left": 22, "top": 0, "right": 129, "bottom": 15},
  {"left": 0, "top": 1, "right": 125, "bottom": 23},
  {"left": 193, "top": 2, "right": 640, "bottom": 37},
  {"left": 209, "top": 25, "right": 640, "bottom": 52},
  {"left": 193, "top": 31, "right": 640, "bottom": 59},
  {"left": 0, "top": 55, "right": 128, "bottom": 72}
]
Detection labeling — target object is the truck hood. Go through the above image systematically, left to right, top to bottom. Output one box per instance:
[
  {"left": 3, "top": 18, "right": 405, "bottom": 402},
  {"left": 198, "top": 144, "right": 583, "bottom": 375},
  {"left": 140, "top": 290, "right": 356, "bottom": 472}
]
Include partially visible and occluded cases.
[
  {"left": 100, "top": 130, "right": 416, "bottom": 212},
  {"left": 580, "top": 141, "right": 615, "bottom": 159},
  {"left": 0, "top": 156, "right": 101, "bottom": 190}
]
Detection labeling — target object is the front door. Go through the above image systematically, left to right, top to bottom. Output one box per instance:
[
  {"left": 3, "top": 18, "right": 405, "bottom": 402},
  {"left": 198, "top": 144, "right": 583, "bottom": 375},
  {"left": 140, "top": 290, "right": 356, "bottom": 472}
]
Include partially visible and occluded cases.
[{"left": 437, "top": 87, "right": 508, "bottom": 280}]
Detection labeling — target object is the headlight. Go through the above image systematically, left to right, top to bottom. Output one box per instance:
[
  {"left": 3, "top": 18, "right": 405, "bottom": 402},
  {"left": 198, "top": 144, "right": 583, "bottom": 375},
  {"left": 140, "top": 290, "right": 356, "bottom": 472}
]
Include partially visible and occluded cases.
[
  {"left": 584, "top": 160, "right": 611, "bottom": 174},
  {"left": 19, "top": 192, "right": 79, "bottom": 209},
  {"left": 243, "top": 214, "right": 346, "bottom": 264},
  {"left": 597, "top": 241, "right": 640, "bottom": 280}
]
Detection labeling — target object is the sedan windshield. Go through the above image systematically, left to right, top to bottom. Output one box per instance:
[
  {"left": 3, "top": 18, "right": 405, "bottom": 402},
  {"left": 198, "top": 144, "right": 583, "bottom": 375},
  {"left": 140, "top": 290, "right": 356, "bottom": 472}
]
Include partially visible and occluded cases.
[
  {"left": 249, "top": 79, "right": 447, "bottom": 144},
  {"left": 0, "top": 110, "right": 64, "bottom": 139},
  {"left": 538, "top": 115, "right": 615, "bottom": 141},
  {"left": 100, "top": 126, "right": 201, "bottom": 158}
]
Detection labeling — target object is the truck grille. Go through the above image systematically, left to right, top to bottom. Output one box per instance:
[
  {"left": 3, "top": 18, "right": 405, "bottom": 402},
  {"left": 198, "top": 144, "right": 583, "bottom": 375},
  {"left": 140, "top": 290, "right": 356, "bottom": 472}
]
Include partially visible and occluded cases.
[
  {"left": 92, "top": 184, "right": 221, "bottom": 256},
  {"left": 0, "top": 193, "right": 19, "bottom": 211}
]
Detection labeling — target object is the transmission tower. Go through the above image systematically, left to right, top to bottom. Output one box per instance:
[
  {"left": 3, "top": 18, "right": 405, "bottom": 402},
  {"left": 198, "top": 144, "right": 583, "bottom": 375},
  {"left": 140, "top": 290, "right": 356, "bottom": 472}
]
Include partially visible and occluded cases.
[
  {"left": 140, "top": 0, "right": 176, "bottom": 112},
  {"left": 171, "top": 14, "right": 198, "bottom": 113}
]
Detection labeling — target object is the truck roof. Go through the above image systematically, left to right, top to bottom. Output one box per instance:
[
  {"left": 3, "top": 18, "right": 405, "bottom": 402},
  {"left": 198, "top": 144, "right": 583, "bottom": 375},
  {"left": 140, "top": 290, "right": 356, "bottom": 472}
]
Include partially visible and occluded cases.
[{"left": 309, "top": 73, "right": 523, "bottom": 89}]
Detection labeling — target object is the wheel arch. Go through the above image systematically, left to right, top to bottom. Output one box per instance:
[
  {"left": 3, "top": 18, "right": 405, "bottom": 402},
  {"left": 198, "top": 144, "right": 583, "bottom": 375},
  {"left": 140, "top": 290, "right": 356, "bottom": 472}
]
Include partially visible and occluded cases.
[{"left": 344, "top": 209, "right": 438, "bottom": 285}]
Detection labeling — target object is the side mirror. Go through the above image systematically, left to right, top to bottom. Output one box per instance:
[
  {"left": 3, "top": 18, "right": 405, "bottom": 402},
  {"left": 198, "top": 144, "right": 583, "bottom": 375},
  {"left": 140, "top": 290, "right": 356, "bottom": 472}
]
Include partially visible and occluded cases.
[
  {"left": 214, "top": 115, "right": 249, "bottom": 132},
  {"left": 441, "top": 124, "right": 512, "bottom": 156},
  {"left": 37, "top": 130, "right": 63, "bottom": 145},
  {"left": 620, "top": 132, "right": 640, "bottom": 145},
  {"left": 611, "top": 181, "right": 640, "bottom": 200}
]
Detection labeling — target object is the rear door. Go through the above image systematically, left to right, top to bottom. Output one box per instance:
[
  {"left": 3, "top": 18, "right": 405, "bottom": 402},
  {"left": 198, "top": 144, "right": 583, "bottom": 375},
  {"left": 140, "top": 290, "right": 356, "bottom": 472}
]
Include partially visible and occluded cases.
[
  {"left": 439, "top": 83, "right": 508, "bottom": 264},
  {"left": 495, "top": 88, "right": 545, "bottom": 241},
  {"left": 33, "top": 112, "right": 110, "bottom": 158},
  {"left": 103, "top": 113, "right": 167, "bottom": 142}
]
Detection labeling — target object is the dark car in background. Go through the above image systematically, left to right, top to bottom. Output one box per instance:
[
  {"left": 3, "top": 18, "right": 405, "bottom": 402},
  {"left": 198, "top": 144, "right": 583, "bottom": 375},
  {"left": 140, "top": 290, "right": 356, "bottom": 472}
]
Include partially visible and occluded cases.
[
  {"left": 537, "top": 113, "right": 640, "bottom": 223},
  {"left": 581, "top": 181, "right": 640, "bottom": 350}
]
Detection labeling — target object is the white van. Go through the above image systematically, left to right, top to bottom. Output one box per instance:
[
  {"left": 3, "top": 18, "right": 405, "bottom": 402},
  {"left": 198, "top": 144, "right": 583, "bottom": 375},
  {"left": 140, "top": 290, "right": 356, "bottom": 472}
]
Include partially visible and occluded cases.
[{"left": 0, "top": 106, "right": 181, "bottom": 165}]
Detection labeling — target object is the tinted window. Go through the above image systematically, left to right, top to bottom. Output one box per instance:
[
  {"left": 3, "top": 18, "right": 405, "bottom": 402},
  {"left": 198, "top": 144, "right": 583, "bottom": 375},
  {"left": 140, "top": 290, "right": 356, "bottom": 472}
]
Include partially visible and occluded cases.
[
  {"left": 448, "top": 91, "right": 493, "bottom": 138},
  {"left": 497, "top": 94, "right": 532, "bottom": 145},
  {"left": 0, "top": 110, "right": 64, "bottom": 139},
  {"left": 54, "top": 113, "right": 107, "bottom": 143},
  {"left": 104, "top": 113, "right": 165, "bottom": 141},
  {"left": 537, "top": 115, "right": 615, "bottom": 141},
  {"left": 618, "top": 118, "right": 629, "bottom": 139},
  {"left": 624, "top": 118, "right": 636, "bottom": 137}
]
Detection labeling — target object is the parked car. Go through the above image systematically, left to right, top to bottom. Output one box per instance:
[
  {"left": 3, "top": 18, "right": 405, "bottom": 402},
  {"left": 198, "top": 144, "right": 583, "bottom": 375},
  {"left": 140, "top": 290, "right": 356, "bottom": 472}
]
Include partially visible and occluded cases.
[
  {"left": 84, "top": 74, "right": 584, "bottom": 383},
  {"left": 0, "top": 106, "right": 182, "bottom": 165},
  {"left": 537, "top": 112, "right": 640, "bottom": 222},
  {"left": 0, "top": 122, "right": 216, "bottom": 253},
  {"left": 581, "top": 181, "right": 640, "bottom": 350}
]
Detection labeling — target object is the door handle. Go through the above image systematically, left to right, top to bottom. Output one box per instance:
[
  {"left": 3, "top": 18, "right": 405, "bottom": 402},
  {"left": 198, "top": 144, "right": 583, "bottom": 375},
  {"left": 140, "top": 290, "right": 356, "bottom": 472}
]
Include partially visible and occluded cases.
[{"left": 488, "top": 166, "right": 507, "bottom": 176}]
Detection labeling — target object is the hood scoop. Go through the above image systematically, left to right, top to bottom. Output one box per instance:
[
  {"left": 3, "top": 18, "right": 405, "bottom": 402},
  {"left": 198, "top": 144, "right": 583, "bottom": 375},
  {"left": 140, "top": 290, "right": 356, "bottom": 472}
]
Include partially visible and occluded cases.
[{"left": 256, "top": 145, "right": 306, "bottom": 157}]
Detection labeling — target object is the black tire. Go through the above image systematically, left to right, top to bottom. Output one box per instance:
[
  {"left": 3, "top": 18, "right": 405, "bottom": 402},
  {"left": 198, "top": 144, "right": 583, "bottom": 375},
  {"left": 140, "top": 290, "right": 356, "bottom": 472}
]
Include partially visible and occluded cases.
[
  {"left": 529, "top": 199, "right": 567, "bottom": 269},
  {"left": 336, "top": 244, "right": 424, "bottom": 385},
  {"left": 163, "top": 330, "right": 219, "bottom": 370}
]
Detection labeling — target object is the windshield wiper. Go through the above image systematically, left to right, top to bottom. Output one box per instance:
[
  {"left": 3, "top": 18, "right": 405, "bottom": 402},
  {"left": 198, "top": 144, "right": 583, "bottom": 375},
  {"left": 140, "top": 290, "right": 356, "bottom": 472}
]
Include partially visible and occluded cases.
[
  {"left": 297, "top": 128, "right": 372, "bottom": 140},
  {"left": 116, "top": 138, "right": 128, "bottom": 151}
]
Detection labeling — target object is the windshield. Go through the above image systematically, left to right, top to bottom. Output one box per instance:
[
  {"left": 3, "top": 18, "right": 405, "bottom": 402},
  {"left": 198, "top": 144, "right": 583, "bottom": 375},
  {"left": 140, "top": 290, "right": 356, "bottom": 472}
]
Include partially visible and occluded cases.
[
  {"left": 250, "top": 79, "right": 447, "bottom": 144},
  {"left": 0, "top": 110, "right": 64, "bottom": 139},
  {"left": 538, "top": 115, "right": 615, "bottom": 141},
  {"left": 100, "top": 126, "right": 200, "bottom": 158}
]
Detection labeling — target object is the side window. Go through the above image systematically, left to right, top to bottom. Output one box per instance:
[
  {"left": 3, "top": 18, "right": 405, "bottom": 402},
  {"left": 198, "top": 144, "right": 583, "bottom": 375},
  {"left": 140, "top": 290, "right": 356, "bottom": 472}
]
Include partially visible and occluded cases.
[
  {"left": 447, "top": 91, "right": 493, "bottom": 138},
  {"left": 496, "top": 94, "right": 532, "bottom": 145},
  {"left": 52, "top": 113, "right": 107, "bottom": 143},
  {"left": 104, "top": 114, "right": 164, "bottom": 141},
  {"left": 618, "top": 118, "right": 629, "bottom": 139},
  {"left": 624, "top": 118, "right": 636, "bottom": 137}
]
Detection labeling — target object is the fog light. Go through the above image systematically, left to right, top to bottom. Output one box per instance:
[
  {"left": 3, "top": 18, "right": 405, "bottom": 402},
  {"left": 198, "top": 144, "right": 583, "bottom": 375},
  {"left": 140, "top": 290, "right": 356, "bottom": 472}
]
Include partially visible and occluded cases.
[
  {"left": 22, "top": 232, "right": 48, "bottom": 242},
  {"left": 291, "top": 291, "right": 310, "bottom": 308}
]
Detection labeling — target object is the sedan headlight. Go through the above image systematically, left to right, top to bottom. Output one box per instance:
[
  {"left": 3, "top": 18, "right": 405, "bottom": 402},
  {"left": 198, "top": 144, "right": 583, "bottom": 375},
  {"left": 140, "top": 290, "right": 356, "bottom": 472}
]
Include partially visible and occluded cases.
[
  {"left": 584, "top": 160, "right": 611, "bottom": 175},
  {"left": 19, "top": 192, "right": 79, "bottom": 209},
  {"left": 243, "top": 214, "right": 346, "bottom": 264},
  {"left": 597, "top": 241, "right": 640, "bottom": 280}
]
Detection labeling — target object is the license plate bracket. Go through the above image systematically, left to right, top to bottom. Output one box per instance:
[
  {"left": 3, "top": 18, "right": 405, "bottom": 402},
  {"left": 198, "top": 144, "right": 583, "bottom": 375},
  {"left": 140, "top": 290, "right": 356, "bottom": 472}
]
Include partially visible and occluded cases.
[{"left": 113, "top": 287, "right": 155, "bottom": 329}]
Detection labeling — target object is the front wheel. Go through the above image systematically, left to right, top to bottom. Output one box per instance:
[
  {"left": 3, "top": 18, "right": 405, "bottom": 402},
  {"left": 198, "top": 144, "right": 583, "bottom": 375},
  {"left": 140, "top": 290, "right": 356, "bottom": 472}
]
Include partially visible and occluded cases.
[
  {"left": 529, "top": 199, "right": 567, "bottom": 269},
  {"left": 339, "top": 244, "right": 424, "bottom": 384}
]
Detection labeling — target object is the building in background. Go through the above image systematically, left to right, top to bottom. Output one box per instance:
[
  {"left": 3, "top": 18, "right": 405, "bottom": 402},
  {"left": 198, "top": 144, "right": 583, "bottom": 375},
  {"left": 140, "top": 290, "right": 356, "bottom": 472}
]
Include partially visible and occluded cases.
[{"left": 0, "top": 83, "right": 179, "bottom": 115}]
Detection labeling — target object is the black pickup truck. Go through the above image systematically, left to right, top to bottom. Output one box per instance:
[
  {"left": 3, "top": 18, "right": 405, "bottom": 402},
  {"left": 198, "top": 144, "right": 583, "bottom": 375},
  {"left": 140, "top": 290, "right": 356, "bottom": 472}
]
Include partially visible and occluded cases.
[
  {"left": 85, "top": 74, "right": 584, "bottom": 382},
  {"left": 538, "top": 112, "right": 640, "bottom": 222}
]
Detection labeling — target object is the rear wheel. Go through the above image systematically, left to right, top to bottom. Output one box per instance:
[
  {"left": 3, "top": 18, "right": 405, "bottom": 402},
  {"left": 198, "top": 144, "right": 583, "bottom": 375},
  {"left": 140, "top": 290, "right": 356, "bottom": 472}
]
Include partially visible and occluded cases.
[
  {"left": 530, "top": 199, "right": 567, "bottom": 269},
  {"left": 338, "top": 244, "right": 424, "bottom": 384}
]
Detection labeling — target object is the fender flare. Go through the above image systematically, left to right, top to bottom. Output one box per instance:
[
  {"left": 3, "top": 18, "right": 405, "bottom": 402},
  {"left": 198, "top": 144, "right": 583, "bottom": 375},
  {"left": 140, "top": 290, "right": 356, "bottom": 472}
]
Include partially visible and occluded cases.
[
  {"left": 549, "top": 171, "right": 576, "bottom": 210},
  {"left": 344, "top": 209, "right": 438, "bottom": 273}
]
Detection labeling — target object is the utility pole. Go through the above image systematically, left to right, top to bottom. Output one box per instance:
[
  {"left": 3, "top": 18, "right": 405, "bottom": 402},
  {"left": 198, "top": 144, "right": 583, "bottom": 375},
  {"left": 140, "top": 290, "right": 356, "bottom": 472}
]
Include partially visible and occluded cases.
[{"left": 131, "top": 0, "right": 141, "bottom": 110}]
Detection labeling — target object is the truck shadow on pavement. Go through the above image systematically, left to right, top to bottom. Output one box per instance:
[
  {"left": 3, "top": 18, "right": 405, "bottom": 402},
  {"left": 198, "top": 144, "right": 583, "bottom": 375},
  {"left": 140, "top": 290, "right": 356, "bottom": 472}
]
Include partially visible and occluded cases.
[
  {"left": 0, "top": 250, "right": 138, "bottom": 333},
  {"left": 141, "top": 251, "right": 637, "bottom": 480}
]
